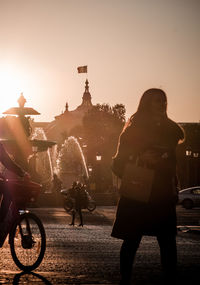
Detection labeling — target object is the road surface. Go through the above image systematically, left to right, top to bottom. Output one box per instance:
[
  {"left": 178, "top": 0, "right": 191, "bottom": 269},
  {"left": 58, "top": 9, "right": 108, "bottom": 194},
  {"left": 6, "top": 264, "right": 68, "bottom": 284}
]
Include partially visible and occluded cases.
[{"left": 0, "top": 205, "right": 200, "bottom": 284}]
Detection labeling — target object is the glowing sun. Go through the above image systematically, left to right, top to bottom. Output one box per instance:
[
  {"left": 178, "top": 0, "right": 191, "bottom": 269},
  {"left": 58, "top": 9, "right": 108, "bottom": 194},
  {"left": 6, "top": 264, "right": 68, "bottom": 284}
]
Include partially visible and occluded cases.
[{"left": 0, "top": 66, "right": 25, "bottom": 114}]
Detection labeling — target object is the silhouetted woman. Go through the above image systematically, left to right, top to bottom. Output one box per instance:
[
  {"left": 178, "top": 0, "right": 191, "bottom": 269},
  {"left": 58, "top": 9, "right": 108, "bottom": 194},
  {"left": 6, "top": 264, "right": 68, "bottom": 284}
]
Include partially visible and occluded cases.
[{"left": 111, "top": 89, "right": 184, "bottom": 284}]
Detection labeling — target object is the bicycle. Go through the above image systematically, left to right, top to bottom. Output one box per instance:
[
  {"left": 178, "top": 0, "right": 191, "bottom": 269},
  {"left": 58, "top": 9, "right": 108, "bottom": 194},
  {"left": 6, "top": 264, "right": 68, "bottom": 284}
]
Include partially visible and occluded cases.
[
  {"left": 0, "top": 178, "right": 46, "bottom": 271},
  {"left": 61, "top": 188, "right": 96, "bottom": 213}
]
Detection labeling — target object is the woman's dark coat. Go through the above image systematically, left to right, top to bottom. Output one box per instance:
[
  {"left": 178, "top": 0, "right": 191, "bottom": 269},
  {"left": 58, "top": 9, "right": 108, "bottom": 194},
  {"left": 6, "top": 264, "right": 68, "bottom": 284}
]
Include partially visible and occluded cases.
[{"left": 111, "top": 117, "right": 184, "bottom": 240}]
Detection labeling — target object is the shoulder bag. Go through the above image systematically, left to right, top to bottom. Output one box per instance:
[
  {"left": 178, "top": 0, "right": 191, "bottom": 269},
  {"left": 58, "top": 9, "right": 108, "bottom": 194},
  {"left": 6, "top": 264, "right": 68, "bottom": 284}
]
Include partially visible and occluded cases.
[{"left": 120, "top": 158, "right": 154, "bottom": 203}]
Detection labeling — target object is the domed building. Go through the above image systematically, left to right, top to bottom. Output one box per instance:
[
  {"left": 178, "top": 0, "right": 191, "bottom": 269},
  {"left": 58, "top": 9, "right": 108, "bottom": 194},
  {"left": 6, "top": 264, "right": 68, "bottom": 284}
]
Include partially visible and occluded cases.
[{"left": 43, "top": 79, "right": 93, "bottom": 144}]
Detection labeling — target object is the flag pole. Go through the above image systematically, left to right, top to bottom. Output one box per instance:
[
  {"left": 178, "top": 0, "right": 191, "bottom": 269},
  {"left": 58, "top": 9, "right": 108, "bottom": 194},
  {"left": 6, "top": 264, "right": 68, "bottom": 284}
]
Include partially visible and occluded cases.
[
  {"left": 77, "top": 65, "right": 88, "bottom": 83},
  {"left": 86, "top": 66, "right": 88, "bottom": 81}
]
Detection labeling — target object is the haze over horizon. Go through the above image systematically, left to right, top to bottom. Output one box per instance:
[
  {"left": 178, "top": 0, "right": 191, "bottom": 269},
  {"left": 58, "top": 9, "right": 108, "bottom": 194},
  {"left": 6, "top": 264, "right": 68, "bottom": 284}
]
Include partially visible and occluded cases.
[{"left": 0, "top": 0, "right": 199, "bottom": 123}]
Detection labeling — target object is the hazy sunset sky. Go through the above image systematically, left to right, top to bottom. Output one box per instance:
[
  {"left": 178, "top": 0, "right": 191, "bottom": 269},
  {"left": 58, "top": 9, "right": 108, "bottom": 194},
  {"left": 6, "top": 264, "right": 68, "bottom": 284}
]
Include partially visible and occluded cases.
[{"left": 0, "top": 0, "right": 199, "bottom": 122}]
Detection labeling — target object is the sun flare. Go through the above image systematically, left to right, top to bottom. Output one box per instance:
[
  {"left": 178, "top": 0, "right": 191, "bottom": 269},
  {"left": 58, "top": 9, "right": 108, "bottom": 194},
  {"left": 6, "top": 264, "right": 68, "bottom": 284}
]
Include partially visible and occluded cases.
[{"left": 0, "top": 66, "right": 25, "bottom": 114}]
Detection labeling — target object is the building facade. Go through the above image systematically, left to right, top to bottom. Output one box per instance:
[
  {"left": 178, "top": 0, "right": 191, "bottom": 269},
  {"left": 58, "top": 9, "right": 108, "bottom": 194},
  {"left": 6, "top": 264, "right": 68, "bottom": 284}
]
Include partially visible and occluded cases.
[{"left": 41, "top": 79, "right": 93, "bottom": 145}]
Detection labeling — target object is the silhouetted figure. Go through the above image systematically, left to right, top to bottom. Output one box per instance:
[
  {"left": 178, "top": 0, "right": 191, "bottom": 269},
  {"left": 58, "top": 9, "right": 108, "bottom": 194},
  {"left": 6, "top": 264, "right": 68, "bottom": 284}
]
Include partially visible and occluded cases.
[
  {"left": 111, "top": 89, "right": 185, "bottom": 284},
  {"left": 0, "top": 143, "right": 29, "bottom": 223},
  {"left": 51, "top": 173, "right": 62, "bottom": 206},
  {"left": 51, "top": 173, "right": 62, "bottom": 193},
  {"left": 68, "top": 181, "right": 77, "bottom": 225},
  {"left": 69, "top": 181, "right": 86, "bottom": 227},
  {"left": 75, "top": 182, "right": 84, "bottom": 227}
]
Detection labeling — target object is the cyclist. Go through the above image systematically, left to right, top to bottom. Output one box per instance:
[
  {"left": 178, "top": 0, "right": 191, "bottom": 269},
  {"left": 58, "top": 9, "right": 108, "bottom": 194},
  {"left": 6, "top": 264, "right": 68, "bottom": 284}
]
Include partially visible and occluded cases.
[{"left": 0, "top": 143, "right": 29, "bottom": 224}]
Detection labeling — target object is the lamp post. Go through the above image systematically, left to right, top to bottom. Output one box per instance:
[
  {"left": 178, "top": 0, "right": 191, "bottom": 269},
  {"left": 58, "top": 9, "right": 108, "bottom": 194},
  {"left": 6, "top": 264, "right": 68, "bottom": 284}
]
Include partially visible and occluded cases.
[
  {"left": 28, "top": 146, "right": 38, "bottom": 180},
  {"left": 32, "top": 146, "right": 38, "bottom": 153},
  {"left": 186, "top": 148, "right": 200, "bottom": 187},
  {"left": 186, "top": 149, "right": 191, "bottom": 187},
  {"left": 186, "top": 150, "right": 192, "bottom": 156},
  {"left": 193, "top": 151, "right": 200, "bottom": 185},
  {"left": 95, "top": 152, "right": 102, "bottom": 192},
  {"left": 96, "top": 153, "right": 102, "bottom": 162},
  {"left": 88, "top": 165, "right": 93, "bottom": 174}
]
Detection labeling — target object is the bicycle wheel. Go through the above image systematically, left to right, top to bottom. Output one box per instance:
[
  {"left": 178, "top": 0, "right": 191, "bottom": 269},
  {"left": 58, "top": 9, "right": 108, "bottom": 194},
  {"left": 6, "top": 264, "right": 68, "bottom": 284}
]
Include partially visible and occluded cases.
[
  {"left": 87, "top": 201, "right": 96, "bottom": 212},
  {"left": 9, "top": 212, "right": 46, "bottom": 271}
]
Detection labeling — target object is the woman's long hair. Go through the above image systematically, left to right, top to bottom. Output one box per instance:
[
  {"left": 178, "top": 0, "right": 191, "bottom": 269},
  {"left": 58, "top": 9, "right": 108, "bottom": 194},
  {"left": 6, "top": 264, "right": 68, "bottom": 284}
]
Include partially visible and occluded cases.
[
  {"left": 122, "top": 88, "right": 184, "bottom": 144},
  {"left": 126, "top": 88, "right": 168, "bottom": 129},
  {"left": 137, "top": 88, "right": 167, "bottom": 116}
]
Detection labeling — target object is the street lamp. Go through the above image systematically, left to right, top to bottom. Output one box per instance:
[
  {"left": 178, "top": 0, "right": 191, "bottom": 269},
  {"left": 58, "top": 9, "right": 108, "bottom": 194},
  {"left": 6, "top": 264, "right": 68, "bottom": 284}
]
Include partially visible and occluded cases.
[
  {"left": 28, "top": 146, "right": 38, "bottom": 178},
  {"left": 32, "top": 146, "right": 38, "bottom": 153},
  {"left": 185, "top": 148, "right": 200, "bottom": 186},
  {"left": 186, "top": 148, "right": 192, "bottom": 187},
  {"left": 186, "top": 149, "right": 192, "bottom": 156},
  {"left": 193, "top": 152, "right": 199, "bottom": 158},
  {"left": 193, "top": 152, "right": 200, "bottom": 185},
  {"left": 95, "top": 153, "right": 102, "bottom": 192},
  {"left": 96, "top": 153, "right": 102, "bottom": 161},
  {"left": 88, "top": 165, "right": 93, "bottom": 173}
]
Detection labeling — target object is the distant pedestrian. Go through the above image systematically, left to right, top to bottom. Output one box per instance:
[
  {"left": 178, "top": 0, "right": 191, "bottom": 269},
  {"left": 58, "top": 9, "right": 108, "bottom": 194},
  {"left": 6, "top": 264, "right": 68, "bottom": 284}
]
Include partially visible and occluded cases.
[
  {"left": 111, "top": 88, "right": 185, "bottom": 284},
  {"left": 51, "top": 173, "right": 62, "bottom": 206},
  {"left": 52, "top": 173, "right": 62, "bottom": 192},
  {"left": 68, "top": 181, "right": 77, "bottom": 226},
  {"left": 69, "top": 181, "right": 86, "bottom": 227},
  {"left": 74, "top": 182, "right": 84, "bottom": 227}
]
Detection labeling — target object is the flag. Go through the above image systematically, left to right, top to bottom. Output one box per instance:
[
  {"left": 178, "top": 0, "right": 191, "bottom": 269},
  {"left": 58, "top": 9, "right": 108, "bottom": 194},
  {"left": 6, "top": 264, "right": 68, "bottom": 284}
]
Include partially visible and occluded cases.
[{"left": 77, "top": 65, "right": 87, "bottom": 73}]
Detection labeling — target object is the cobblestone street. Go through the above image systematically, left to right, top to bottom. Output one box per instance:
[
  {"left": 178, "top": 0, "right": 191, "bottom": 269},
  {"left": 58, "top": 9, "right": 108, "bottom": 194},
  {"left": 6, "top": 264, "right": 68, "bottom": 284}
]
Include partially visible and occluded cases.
[{"left": 0, "top": 206, "right": 200, "bottom": 284}]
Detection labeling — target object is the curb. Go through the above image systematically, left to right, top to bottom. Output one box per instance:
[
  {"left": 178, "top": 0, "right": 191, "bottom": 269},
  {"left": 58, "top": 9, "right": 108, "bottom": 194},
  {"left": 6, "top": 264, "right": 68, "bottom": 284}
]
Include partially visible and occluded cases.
[{"left": 177, "top": 225, "right": 200, "bottom": 234}]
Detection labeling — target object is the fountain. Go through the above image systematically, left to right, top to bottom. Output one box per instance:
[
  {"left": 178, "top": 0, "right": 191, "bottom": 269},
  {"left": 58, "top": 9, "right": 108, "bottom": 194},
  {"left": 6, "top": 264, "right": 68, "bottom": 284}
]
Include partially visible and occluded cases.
[
  {"left": 0, "top": 93, "right": 56, "bottom": 183},
  {"left": 0, "top": 93, "right": 93, "bottom": 206},
  {"left": 30, "top": 127, "right": 54, "bottom": 185},
  {"left": 56, "top": 136, "right": 89, "bottom": 189}
]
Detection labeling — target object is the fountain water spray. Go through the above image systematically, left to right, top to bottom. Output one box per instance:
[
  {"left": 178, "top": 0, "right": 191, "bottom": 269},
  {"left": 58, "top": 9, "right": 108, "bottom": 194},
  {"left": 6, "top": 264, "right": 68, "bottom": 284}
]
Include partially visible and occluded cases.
[
  {"left": 31, "top": 127, "right": 54, "bottom": 182},
  {"left": 56, "top": 136, "right": 89, "bottom": 188}
]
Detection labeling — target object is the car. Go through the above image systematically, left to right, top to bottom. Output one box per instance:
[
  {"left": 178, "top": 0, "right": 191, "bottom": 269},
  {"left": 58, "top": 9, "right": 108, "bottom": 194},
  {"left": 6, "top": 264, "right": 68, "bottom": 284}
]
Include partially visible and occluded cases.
[{"left": 178, "top": 186, "right": 200, "bottom": 209}]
